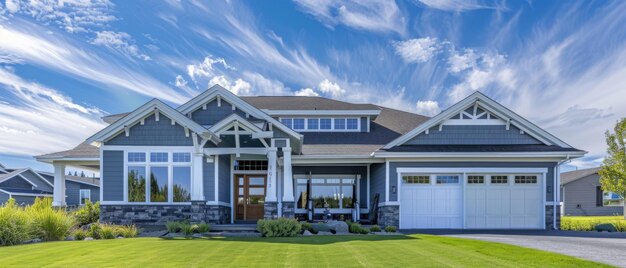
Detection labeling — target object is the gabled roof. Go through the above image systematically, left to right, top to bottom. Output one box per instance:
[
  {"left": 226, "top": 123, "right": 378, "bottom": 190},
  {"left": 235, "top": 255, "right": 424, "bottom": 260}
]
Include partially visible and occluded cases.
[
  {"left": 177, "top": 85, "right": 302, "bottom": 142},
  {"left": 383, "top": 91, "right": 579, "bottom": 150},
  {"left": 240, "top": 96, "right": 380, "bottom": 110},
  {"left": 86, "top": 99, "right": 220, "bottom": 146},
  {"left": 36, "top": 142, "right": 100, "bottom": 161},
  {"left": 561, "top": 167, "right": 601, "bottom": 185},
  {"left": 0, "top": 168, "right": 38, "bottom": 187},
  {"left": 0, "top": 188, "right": 53, "bottom": 196}
]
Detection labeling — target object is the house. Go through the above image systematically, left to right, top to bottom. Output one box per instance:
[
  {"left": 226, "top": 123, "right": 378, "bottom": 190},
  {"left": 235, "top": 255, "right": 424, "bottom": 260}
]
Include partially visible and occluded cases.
[
  {"left": 35, "top": 85, "right": 585, "bottom": 229},
  {"left": 0, "top": 163, "right": 99, "bottom": 206},
  {"left": 560, "top": 167, "right": 623, "bottom": 216}
]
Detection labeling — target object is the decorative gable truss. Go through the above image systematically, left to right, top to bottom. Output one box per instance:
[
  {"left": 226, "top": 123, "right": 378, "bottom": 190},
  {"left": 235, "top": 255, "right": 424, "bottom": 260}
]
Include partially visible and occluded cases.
[
  {"left": 383, "top": 91, "right": 576, "bottom": 149},
  {"left": 86, "top": 99, "right": 221, "bottom": 152},
  {"left": 208, "top": 114, "right": 274, "bottom": 157}
]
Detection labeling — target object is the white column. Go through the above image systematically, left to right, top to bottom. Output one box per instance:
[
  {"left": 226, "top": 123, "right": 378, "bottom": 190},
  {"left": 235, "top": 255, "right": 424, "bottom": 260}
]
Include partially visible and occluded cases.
[
  {"left": 282, "top": 147, "right": 294, "bottom": 202},
  {"left": 265, "top": 148, "right": 278, "bottom": 202},
  {"left": 192, "top": 152, "right": 205, "bottom": 201},
  {"left": 52, "top": 163, "right": 66, "bottom": 207}
]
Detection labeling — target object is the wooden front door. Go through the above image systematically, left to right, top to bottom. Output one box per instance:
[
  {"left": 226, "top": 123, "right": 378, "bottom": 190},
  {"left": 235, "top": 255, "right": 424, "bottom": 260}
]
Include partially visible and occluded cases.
[{"left": 234, "top": 175, "right": 267, "bottom": 221}]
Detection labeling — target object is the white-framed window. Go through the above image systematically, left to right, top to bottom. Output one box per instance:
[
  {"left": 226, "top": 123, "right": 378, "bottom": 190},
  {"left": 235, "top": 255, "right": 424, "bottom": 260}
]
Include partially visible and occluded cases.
[
  {"left": 279, "top": 117, "right": 360, "bottom": 132},
  {"left": 126, "top": 151, "right": 192, "bottom": 203},
  {"left": 294, "top": 175, "right": 356, "bottom": 210},
  {"left": 402, "top": 175, "right": 430, "bottom": 184},
  {"left": 436, "top": 175, "right": 460, "bottom": 184},
  {"left": 467, "top": 175, "right": 485, "bottom": 184},
  {"left": 490, "top": 175, "right": 508, "bottom": 184},
  {"left": 514, "top": 175, "right": 537, "bottom": 184},
  {"left": 79, "top": 189, "right": 91, "bottom": 205}
]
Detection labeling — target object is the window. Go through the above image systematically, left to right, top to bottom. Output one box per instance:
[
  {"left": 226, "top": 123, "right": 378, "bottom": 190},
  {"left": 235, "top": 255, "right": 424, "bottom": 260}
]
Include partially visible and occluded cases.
[
  {"left": 281, "top": 118, "right": 292, "bottom": 128},
  {"left": 293, "top": 118, "right": 305, "bottom": 130},
  {"left": 307, "top": 118, "right": 319, "bottom": 130},
  {"left": 320, "top": 118, "right": 332, "bottom": 129},
  {"left": 334, "top": 118, "right": 346, "bottom": 130},
  {"left": 346, "top": 118, "right": 358, "bottom": 130},
  {"left": 128, "top": 152, "right": 145, "bottom": 162},
  {"left": 150, "top": 152, "right": 168, "bottom": 162},
  {"left": 173, "top": 152, "right": 191, "bottom": 163},
  {"left": 234, "top": 160, "right": 268, "bottom": 171},
  {"left": 128, "top": 166, "right": 146, "bottom": 202},
  {"left": 150, "top": 167, "right": 168, "bottom": 202},
  {"left": 173, "top": 167, "right": 191, "bottom": 202},
  {"left": 403, "top": 175, "right": 430, "bottom": 184},
  {"left": 436, "top": 175, "right": 459, "bottom": 184},
  {"left": 467, "top": 175, "right": 485, "bottom": 184},
  {"left": 491, "top": 175, "right": 508, "bottom": 184},
  {"left": 514, "top": 175, "right": 537, "bottom": 184},
  {"left": 296, "top": 176, "right": 355, "bottom": 209},
  {"left": 596, "top": 186, "right": 603, "bottom": 207},
  {"left": 79, "top": 189, "right": 91, "bottom": 205},
  {"left": 603, "top": 191, "right": 624, "bottom": 207}
]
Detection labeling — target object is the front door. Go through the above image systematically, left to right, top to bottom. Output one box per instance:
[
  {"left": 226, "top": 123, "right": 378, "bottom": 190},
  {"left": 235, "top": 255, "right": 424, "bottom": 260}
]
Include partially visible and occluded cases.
[{"left": 235, "top": 175, "right": 267, "bottom": 221}]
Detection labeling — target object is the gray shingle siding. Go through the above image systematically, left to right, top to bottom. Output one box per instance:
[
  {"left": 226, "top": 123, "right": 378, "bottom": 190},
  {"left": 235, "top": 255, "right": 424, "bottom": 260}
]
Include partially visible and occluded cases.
[
  {"left": 191, "top": 99, "right": 248, "bottom": 126},
  {"left": 105, "top": 114, "right": 193, "bottom": 146},
  {"left": 404, "top": 125, "right": 542, "bottom": 145},
  {"left": 103, "top": 150, "right": 124, "bottom": 201},
  {"left": 218, "top": 155, "right": 230, "bottom": 203},
  {"left": 204, "top": 156, "right": 215, "bottom": 201},
  {"left": 388, "top": 162, "right": 557, "bottom": 202},
  {"left": 369, "top": 163, "right": 386, "bottom": 204},
  {"left": 21, "top": 170, "right": 53, "bottom": 192},
  {"left": 562, "top": 174, "right": 623, "bottom": 216},
  {"left": 0, "top": 177, "right": 33, "bottom": 189},
  {"left": 66, "top": 180, "right": 80, "bottom": 205},
  {"left": 0, "top": 191, "right": 9, "bottom": 204},
  {"left": 12, "top": 195, "right": 36, "bottom": 205}
]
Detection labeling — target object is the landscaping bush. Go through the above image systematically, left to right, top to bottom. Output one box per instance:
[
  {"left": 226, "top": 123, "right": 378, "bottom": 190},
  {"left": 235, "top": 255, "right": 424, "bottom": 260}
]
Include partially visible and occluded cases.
[
  {"left": 0, "top": 199, "right": 31, "bottom": 246},
  {"left": 28, "top": 199, "right": 75, "bottom": 241},
  {"left": 74, "top": 200, "right": 100, "bottom": 226},
  {"left": 561, "top": 216, "right": 626, "bottom": 232},
  {"left": 257, "top": 218, "right": 300, "bottom": 237},
  {"left": 166, "top": 221, "right": 181, "bottom": 233},
  {"left": 300, "top": 221, "right": 314, "bottom": 234},
  {"left": 88, "top": 223, "right": 102, "bottom": 239},
  {"left": 180, "top": 223, "right": 194, "bottom": 236},
  {"left": 195, "top": 223, "right": 211, "bottom": 233},
  {"left": 349, "top": 223, "right": 369, "bottom": 234},
  {"left": 99, "top": 224, "right": 117, "bottom": 239},
  {"left": 116, "top": 225, "right": 139, "bottom": 238},
  {"left": 369, "top": 225, "right": 381, "bottom": 232},
  {"left": 384, "top": 226, "right": 397, "bottom": 233},
  {"left": 73, "top": 229, "right": 87, "bottom": 240}
]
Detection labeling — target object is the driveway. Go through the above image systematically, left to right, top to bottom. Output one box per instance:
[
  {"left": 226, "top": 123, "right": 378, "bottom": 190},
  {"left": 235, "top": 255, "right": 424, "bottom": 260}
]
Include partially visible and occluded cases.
[{"left": 403, "top": 230, "right": 626, "bottom": 267}]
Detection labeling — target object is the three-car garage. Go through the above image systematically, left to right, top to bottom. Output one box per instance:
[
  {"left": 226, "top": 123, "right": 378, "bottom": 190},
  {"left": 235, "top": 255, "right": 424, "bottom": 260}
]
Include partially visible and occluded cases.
[{"left": 398, "top": 168, "right": 546, "bottom": 230}]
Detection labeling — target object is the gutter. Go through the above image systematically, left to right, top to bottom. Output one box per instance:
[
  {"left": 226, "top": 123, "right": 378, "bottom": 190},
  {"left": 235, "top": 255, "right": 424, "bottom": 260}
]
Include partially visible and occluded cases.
[{"left": 554, "top": 154, "right": 571, "bottom": 230}]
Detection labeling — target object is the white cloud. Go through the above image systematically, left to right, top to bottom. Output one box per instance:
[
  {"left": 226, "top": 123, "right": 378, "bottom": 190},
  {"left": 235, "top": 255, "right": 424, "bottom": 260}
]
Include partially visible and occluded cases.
[
  {"left": 5, "top": 0, "right": 19, "bottom": 13},
  {"left": 293, "top": 0, "right": 405, "bottom": 34},
  {"left": 417, "top": 0, "right": 500, "bottom": 12},
  {"left": 91, "top": 31, "right": 150, "bottom": 60},
  {"left": 393, "top": 37, "right": 441, "bottom": 63},
  {"left": 448, "top": 48, "right": 477, "bottom": 73},
  {"left": 447, "top": 52, "right": 515, "bottom": 102},
  {"left": 186, "top": 56, "right": 235, "bottom": 84},
  {"left": 0, "top": 68, "right": 106, "bottom": 156},
  {"left": 241, "top": 72, "right": 290, "bottom": 96},
  {"left": 174, "top": 75, "right": 187, "bottom": 88},
  {"left": 208, "top": 75, "right": 252, "bottom": 96},
  {"left": 318, "top": 79, "right": 345, "bottom": 98},
  {"left": 295, "top": 88, "right": 319, "bottom": 97},
  {"left": 415, "top": 100, "right": 440, "bottom": 116}
]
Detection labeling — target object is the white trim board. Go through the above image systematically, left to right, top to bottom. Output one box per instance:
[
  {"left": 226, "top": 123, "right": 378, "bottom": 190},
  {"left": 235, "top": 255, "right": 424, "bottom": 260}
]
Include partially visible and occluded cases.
[
  {"left": 265, "top": 110, "right": 381, "bottom": 116},
  {"left": 396, "top": 167, "right": 549, "bottom": 174}
]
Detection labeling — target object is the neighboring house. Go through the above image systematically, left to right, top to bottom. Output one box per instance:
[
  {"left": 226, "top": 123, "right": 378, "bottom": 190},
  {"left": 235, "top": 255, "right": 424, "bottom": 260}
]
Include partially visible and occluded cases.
[
  {"left": 35, "top": 85, "right": 585, "bottom": 229},
  {"left": 0, "top": 163, "right": 100, "bottom": 206},
  {"left": 560, "top": 167, "right": 624, "bottom": 216}
]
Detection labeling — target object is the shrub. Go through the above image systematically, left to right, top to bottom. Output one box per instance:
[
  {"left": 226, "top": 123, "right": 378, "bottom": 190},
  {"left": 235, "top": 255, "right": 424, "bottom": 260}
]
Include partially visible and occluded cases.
[
  {"left": 0, "top": 199, "right": 31, "bottom": 246},
  {"left": 74, "top": 200, "right": 100, "bottom": 226},
  {"left": 28, "top": 202, "right": 75, "bottom": 241},
  {"left": 561, "top": 216, "right": 626, "bottom": 232},
  {"left": 257, "top": 218, "right": 300, "bottom": 237},
  {"left": 166, "top": 221, "right": 181, "bottom": 233},
  {"left": 300, "top": 221, "right": 313, "bottom": 234},
  {"left": 88, "top": 223, "right": 102, "bottom": 239},
  {"left": 180, "top": 223, "right": 194, "bottom": 236},
  {"left": 196, "top": 223, "right": 211, "bottom": 233},
  {"left": 349, "top": 223, "right": 369, "bottom": 234},
  {"left": 99, "top": 224, "right": 117, "bottom": 239},
  {"left": 116, "top": 225, "right": 139, "bottom": 238},
  {"left": 369, "top": 225, "right": 381, "bottom": 232},
  {"left": 384, "top": 226, "right": 397, "bottom": 233},
  {"left": 73, "top": 229, "right": 87, "bottom": 240}
]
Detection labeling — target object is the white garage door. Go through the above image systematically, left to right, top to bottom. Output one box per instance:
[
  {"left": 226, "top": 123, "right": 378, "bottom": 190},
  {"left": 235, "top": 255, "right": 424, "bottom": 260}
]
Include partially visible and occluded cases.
[
  {"left": 400, "top": 174, "right": 462, "bottom": 229},
  {"left": 465, "top": 174, "right": 543, "bottom": 229}
]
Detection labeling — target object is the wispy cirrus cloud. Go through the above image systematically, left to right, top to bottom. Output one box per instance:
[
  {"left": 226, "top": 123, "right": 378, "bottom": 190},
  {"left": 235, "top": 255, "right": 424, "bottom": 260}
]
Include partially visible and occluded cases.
[
  {"left": 416, "top": 0, "right": 503, "bottom": 12},
  {"left": 91, "top": 31, "right": 151, "bottom": 61}
]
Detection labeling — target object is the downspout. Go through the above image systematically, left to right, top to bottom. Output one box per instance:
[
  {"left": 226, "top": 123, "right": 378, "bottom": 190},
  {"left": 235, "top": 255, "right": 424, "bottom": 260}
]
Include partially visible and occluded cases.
[{"left": 555, "top": 154, "right": 571, "bottom": 230}]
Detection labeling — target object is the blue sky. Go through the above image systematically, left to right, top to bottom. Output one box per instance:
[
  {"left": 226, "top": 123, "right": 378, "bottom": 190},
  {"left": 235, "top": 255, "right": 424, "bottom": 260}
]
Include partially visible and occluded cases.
[{"left": 1, "top": 0, "right": 625, "bottom": 173}]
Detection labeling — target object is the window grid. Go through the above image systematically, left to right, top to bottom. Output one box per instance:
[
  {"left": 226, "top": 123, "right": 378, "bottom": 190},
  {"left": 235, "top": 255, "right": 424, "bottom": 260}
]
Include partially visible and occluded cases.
[
  {"left": 280, "top": 117, "right": 359, "bottom": 131},
  {"left": 281, "top": 118, "right": 292, "bottom": 128},
  {"left": 293, "top": 118, "right": 305, "bottom": 130},
  {"left": 307, "top": 118, "right": 319, "bottom": 130},
  {"left": 334, "top": 118, "right": 346, "bottom": 129},
  {"left": 346, "top": 118, "right": 358, "bottom": 129},
  {"left": 320, "top": 119, "right": 332, "bottom": 129},
  {"left": 128, "top": 152, "right": 146, "bottom": 162},
  {"left": 150, "top": 152, "right": 168, "bottom": 162},
  {"left": 173, "top": 152, "right": 191, "bottom": 163},
  {"left": 233, "top": 160, "right": 269, "bottom": 171},
  {"left": 403, "top": 175, "right": 430, "bottom": 184},
  {"left": 436, "top": 175, "right": 459, "bottom": 184},
  {"left": 467, "top": 175, "right": 485, "bottom": 184},
  {"left": 491, "top": 175, "right": 508, "bottom": 184},
  {"left": 514, "top": 175, "right": 537, "bottom": 184}
]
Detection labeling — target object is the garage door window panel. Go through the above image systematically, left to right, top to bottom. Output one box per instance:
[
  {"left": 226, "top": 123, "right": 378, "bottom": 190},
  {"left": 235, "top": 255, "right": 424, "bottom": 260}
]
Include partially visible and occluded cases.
[
  {"left": 403, "top": 175, "right": 430, "bottom": 184},
  {"left": 436, "top": 175, "right": 459, "bottom": 184},
  {"left": 467, "top": 175, "right": 485, "bottom": 184},
  {"left": 490, "top": 175, "right": 509, "bottom": 184},
  {"left": 514, "top": 175, "right": 537, "bottom": 184}
]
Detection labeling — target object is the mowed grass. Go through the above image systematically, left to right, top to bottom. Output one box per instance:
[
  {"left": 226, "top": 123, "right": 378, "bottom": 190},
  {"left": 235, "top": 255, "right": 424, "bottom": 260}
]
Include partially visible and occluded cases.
[
  {"left": 561, "top": 216, "right": 626, "bottom": 231},
  {"left": 0, "top": 235, "right": 606, "bottom": 268}
]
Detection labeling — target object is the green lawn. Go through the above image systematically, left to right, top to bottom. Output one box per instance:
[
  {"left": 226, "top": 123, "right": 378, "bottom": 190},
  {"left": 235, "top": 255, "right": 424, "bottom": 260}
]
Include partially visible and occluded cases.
[{"left": 0, "top": 235, "right": 606, "bottom": 267}]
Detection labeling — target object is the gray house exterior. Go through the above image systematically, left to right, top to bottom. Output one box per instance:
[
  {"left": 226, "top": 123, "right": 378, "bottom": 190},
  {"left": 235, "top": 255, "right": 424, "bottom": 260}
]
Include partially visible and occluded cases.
[
  {"left": 36, "top": 86, "right": 585, "bottom": 229},
  {"left": 0, "top": 163, "right": 99, "bottom": 206},
  {"left": 561, "top": 167, "right": 623, "bottom": 216}
]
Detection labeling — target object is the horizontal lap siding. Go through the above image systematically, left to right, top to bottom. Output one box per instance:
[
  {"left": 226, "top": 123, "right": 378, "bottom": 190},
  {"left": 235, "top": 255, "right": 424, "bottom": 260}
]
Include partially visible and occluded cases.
[
  {"left": 191, "top": 100, "right": 248, "bottom": 126},
  {"left": 105, "top": 114, "right": 193, "bottom": 146},
  {"left": 405, "top": 125, "right": 542, "bottom": 145},
  {"left": 103, "top": 150, "right": 124, "bottom": 201},
  {"left": 218, "top": 155, "right": 230, "bottom": 203},
  {"left": 204, "top": 157, "right": 216, "bottom": 201},
  {"left": 388, "top": 162, "right": 557, "bottom": 202},
  {"left": 369, "top": 163, "right": 386, "bottom": 204},
  {"left": 21, "top": 170, "right": 53, "bottom": 192},
  {"left": 563, "top": 174, "right": 623, "bottom": 216},
  {"left": 0, "top": 177, "right": 33, "bottom": 189},
  {"left": 66, "top": 181, "right": 81, "bottom": 205},
  {"left": 84, "top": 184, "right": 101, "bottom": 202},
  {"left": 12, "top": 195, "right": 36, "bottom": 205}
]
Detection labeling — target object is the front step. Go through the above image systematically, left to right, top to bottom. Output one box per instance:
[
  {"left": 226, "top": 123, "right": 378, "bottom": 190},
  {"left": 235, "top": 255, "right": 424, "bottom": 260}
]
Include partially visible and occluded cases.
[{"left": 212, "top": 224, "right": 257, "bottom": 232}]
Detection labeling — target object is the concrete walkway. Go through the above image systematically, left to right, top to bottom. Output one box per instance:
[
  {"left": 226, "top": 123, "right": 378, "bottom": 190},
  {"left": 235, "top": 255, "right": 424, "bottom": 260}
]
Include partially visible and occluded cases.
[{"left": 404, "top": 230, "right": 626, "bottom": 267}]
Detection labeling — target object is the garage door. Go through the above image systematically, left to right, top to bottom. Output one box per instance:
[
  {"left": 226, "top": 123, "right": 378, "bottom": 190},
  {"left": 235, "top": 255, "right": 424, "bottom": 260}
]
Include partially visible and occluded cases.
[
  {"left": 400, "top": 174, "right": 462, "bottom": 229},
  {"left": 465, "top": 174, "right": 543, "bottom": 229}
]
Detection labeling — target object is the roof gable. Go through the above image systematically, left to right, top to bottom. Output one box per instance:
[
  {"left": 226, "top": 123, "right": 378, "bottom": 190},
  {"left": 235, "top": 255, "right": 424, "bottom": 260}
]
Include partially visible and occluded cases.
[
  {"left": 383, "top": 91, "right": 574, "bottom": 149},
  {"left": 87, "top": 99, "right": 220, "bottom": 146},
  {"left": 561, "top": 167, "right": 601, "bottom": 185},
  {"left": 0, "top": 169, "right": 41, "bottom": 188}
]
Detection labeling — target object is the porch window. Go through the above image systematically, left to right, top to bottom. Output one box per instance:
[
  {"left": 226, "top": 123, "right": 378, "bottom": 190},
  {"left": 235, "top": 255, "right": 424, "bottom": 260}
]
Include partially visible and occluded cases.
[
  {"left": 128, "top": 166, "right": 146, "bottom": 202},
  {"left": 149, "top": 167, "right": 168, "bottom": 202},
  {"left": 296, "top": 176, "right": 356, "bottom": 210},
  {"left": 79, "top": 189, "right": 91, "bottom": 205}
]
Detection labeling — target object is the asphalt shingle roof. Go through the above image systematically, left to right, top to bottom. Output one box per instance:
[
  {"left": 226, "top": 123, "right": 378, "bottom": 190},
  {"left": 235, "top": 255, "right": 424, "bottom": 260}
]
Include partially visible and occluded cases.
[
  {"left": 383, "top": 144, "right": 585, "bottom": 153},
  {"left": 561, "top": 167, "right": 601, "bottom": 185}
]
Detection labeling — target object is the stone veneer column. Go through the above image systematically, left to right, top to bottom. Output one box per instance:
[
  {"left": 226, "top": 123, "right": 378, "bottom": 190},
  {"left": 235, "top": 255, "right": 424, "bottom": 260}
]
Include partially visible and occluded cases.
[{"left": 377, "top": 205, "right": 399, "bottom": 228}]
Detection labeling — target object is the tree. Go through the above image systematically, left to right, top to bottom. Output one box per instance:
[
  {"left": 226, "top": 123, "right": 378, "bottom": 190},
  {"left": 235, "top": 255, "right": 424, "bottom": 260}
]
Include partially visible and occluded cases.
[{"left": 599, "top": 118, "right": 626, "bottom": 219}]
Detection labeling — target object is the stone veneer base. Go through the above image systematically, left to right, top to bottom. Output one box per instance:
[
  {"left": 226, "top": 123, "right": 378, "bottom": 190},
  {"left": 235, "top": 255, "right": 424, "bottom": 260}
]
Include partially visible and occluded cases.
[
  {"left": 264, "top": 202, "right": 279, "bottom": 219},
  {"left": 281, "top": 202, "right": 295, "bottom": 218},
  {"left": 100, "top": 203, "right": 231, "bottom": 225},
  {"left": 377, "top": 205, "right": 399, "bottom": 228}
]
